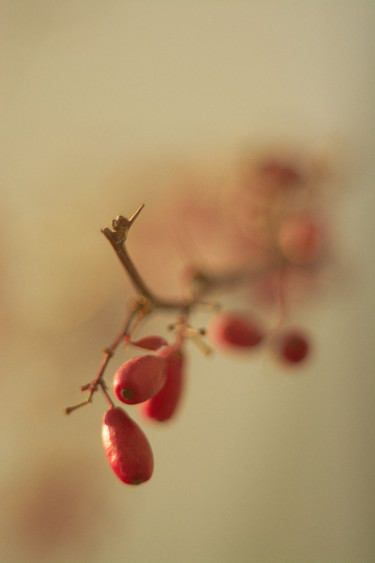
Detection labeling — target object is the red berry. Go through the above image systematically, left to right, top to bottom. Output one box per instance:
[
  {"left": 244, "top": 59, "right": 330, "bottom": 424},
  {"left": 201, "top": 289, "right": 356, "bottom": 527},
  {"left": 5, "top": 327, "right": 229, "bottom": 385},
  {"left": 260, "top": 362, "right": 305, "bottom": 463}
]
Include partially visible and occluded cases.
[
  {"left": 257, "top": 158, "right": 303, "bottom": 189},
  {"left": 206, "top": 311, "right": 264, "bottom": 350},
  {"left": 278, "top": 330, "right": 310, "bottom": 364},
  {"left": 130, "top": 335, "right": 168, "bottom": 351},
  {"left": 140, "top": 347, "right": 184, "bottom": 422},
  {"left": 113, "top": 355, "right": 167, "bottom": 405},
  {"left": 102, "top": 407, "right": 154, "bottom": 485}
]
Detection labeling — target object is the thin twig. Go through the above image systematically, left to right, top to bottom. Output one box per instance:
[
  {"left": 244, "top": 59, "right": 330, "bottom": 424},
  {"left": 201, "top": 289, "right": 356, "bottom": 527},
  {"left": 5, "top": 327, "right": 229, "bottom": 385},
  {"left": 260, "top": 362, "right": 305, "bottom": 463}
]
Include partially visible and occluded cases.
[{"left": 64, "top": 300, "right": 148, "bottom": 414}]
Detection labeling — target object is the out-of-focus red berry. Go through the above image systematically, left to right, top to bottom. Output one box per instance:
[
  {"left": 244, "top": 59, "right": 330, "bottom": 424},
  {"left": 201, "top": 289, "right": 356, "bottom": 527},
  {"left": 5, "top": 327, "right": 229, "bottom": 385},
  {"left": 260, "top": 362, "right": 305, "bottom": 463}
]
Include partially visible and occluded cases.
[
  {"left": 256, "top": 158, "right": 303, "bottom": 189},
  {"left": 278, "top": 215, "right": 323, "bottom": 264},
  {"left": 206, "top": 311, "right": 264, "bottom": 350},
  {"left": 277, "top": 330, "right": 310, "bottom": 364},
  {"left": 130, "top": 335, "right": 168, "bottom": 351},
  {"left": 140, "top": 347, "right": 184, "bottom": 422},
  {"left": 113, "top": 355, "right": 167, "bottom": 405},
  {"left": 102, "top": 407, "right": 154, "bottom": 485}
]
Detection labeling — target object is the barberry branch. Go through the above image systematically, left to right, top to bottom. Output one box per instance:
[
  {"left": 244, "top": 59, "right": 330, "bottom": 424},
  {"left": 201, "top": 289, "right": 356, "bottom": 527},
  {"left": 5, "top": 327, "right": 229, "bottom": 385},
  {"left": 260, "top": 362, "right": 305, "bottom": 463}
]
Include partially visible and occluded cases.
[
  {"left": 66, "top": 152, "right": 326, "bottom": 486},
  {"left": 65, "top": 204, "right": 273, "bottom": 415}
]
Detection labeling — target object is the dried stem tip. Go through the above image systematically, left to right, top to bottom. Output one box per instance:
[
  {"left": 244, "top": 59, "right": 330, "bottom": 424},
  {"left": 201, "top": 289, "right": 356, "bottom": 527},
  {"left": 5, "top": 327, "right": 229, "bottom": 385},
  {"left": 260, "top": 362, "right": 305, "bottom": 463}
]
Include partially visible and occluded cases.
[
  {"left": 128, "top": 203, "right": 145, "bottom": 226},
  {"left": 102, "top": 204, "right": 145, "bottom": 245}
]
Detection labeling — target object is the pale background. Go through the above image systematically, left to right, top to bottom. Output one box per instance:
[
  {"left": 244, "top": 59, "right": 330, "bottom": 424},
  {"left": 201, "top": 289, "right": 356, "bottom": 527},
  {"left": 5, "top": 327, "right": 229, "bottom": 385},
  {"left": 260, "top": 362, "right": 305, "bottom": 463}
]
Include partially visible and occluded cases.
[{"left": 0, "top": 2, "right": 374, "bottom": 562}]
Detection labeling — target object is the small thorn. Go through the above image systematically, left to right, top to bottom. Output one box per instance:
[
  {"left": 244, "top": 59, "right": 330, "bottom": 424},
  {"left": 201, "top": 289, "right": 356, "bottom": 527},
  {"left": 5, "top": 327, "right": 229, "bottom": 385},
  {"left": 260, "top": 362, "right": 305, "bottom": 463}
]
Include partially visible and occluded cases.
[{"left": 128, "top": 203, "right": 145, "bottom": 227}]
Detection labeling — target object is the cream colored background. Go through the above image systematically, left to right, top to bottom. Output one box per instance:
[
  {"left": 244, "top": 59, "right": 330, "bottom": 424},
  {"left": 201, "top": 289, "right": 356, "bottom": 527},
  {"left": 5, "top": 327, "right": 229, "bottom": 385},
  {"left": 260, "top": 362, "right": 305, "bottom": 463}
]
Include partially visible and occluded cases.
[{"left": 1, "top": 2, "right": 374, "bottom": 562}]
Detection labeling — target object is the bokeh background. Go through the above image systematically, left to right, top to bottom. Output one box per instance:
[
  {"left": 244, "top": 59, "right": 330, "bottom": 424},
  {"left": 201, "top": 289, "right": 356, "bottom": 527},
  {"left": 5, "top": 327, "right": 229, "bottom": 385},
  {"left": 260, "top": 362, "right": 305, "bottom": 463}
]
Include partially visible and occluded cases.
[{"left": 1, "top": 2, "right": 374, "bottom": 562}]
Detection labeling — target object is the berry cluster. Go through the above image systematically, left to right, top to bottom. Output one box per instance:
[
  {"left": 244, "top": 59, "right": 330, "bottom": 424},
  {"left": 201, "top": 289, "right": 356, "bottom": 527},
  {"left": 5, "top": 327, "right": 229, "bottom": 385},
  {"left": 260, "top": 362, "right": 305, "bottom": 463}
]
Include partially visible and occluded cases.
[
  {"left": 65, "top": 153, "right": 330, "bottom": 486},
  {"left": 206, "top": 311, "right": 310, "bottom": 366},
  {"left": 103, "top": 337, "right": 184, "bottom": 485}
]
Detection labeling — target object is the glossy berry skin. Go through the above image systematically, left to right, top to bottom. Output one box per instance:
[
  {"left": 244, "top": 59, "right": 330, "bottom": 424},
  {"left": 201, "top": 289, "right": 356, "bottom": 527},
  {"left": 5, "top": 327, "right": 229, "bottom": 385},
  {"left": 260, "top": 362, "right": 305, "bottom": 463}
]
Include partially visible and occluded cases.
[
  {"left": 207, "top": 312, "right": 264, "bottom": 350},
  {"left": 279, "top": 331, "right": 309, "bottom": 364},
  {"left": 141, "top": 347, "right": 184, "bottom": 422},
  {"left": 113, "top": 355, "right": 167, "bottom": 405},
  {"left": 102, "top": 407, "right": 154, "bottom": 485}
]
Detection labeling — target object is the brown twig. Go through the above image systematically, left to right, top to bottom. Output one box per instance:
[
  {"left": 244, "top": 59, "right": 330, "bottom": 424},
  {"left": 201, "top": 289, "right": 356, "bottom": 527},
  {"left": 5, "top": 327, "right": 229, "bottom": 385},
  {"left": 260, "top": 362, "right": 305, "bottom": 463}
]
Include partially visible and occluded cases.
[{"left": 101, "top": 208, "right": 190, "bottom": 310}]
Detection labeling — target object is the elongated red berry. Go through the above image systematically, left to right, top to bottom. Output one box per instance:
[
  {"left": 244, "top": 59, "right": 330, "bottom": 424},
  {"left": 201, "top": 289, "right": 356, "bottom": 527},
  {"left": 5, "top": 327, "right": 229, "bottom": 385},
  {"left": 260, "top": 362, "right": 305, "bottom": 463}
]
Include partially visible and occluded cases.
[
  {"left": 206, "top": 311, "right": 264, "bottom": 350},
  {"left": 277, "top": 330, "right": 310, "bottom": 364},
  {"left": 130, "top": 335, "right": 168, "bottom": 351},
  {"left": 140, "top": 347, "right": 184, "bottom": 422},
  {"left": 113, "top": 355, "right": 167, "bottom": 405},
  {"left": 102, "top": 407, "right": 154, "bottom": 485}
]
